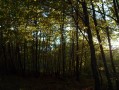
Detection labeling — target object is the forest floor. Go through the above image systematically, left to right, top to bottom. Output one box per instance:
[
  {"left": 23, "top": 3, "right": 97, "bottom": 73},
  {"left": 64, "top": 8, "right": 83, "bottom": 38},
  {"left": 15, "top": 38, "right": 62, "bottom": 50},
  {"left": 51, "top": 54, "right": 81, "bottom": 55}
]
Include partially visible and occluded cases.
[{"left": 0, "top": 74, "right": 94, "bottom": 90}]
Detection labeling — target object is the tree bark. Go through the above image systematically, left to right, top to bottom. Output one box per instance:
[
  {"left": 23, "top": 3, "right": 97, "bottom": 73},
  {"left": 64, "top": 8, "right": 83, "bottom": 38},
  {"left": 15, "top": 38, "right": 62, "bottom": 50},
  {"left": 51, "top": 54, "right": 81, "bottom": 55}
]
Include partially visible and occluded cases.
[
  {"left": 82, "top": 1, "right": 101, "bottom": 90},
  {"left": 91, "top": 1, "right": 113, "bottom": 89}
]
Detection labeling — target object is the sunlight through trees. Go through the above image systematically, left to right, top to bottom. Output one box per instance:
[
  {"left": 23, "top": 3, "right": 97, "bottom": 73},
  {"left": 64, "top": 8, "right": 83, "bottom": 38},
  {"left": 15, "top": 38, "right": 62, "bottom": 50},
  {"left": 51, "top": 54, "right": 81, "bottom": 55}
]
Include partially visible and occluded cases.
[{"left": 0, "top": 0, "right": 119, "bottom": 90}]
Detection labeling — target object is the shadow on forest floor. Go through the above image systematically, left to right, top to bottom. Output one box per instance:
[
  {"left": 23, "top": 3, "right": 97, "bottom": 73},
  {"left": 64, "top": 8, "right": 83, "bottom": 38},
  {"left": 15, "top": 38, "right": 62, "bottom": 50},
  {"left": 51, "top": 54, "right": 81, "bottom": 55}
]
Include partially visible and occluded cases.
[{"left": 0, "top": 74, "right": 94, "bottom": 90}]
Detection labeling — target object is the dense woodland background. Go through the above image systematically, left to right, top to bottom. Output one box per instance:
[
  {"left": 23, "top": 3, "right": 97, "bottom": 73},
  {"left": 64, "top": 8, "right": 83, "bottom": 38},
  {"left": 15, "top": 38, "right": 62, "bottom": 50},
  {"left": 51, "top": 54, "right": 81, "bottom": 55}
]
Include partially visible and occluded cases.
[{"left": 1, "top": 0, "right": 119, "bottom": 90}]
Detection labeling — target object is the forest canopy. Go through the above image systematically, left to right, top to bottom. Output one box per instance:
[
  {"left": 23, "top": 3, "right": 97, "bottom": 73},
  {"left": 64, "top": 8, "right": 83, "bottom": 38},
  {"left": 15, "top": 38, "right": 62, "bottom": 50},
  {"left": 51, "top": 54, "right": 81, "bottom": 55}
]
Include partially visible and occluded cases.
[{"left": 0, "top": 0, "right": 119, "bottom": 90}]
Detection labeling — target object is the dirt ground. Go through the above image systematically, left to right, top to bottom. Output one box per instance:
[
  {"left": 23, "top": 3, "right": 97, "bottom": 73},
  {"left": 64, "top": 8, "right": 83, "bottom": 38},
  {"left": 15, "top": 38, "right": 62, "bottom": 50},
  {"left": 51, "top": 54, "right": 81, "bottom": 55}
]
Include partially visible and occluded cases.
[{"left": 0, "top": 74, "right": 94, "bottom": 90}]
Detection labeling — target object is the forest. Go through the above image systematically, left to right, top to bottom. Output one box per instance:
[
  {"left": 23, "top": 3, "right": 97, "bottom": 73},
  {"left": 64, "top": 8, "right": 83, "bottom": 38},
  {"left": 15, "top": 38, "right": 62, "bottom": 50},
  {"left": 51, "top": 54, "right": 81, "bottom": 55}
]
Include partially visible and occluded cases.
[{"left": 0, "top": 0, "right": 119, "bottom": 90}]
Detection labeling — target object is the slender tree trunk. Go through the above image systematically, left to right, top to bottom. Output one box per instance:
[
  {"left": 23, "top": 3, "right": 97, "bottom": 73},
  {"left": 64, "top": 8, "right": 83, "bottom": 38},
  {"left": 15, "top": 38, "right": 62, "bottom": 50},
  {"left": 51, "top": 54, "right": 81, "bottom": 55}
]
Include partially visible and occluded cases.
[
  {"left": 68, "top": 0, "right": 80, "bottom": 80},
  {"left": 113, "top": 0, "right": 119, "bottom": 23},
  {"left": 82, "top": 1, "right": 101, "bottom": 90},
  {"left": 91, "top": 1, "right": 113, "bottom": 89},
  {"left": 101, "top": 1, "right": 119, "bottom": 89},
  {"left": 61, "top": 2, "right": 66, "bottom": 77},
  {"left": 75, "top": 4, "right": 80, "bottom": 81},
  {"left": 106, "top": 27, "right": 119, "bottom": 90},
  {"left": 0, "top": 29, "right": 7, "bottom": 74},
  {"left": 38, "top": 30, "right": 41, "bottom": 74},
  {"left": 35, "top": 31, "right": 38, "bottom": 75},
  {"left": 71, "top": 32, "right": 75, "bottom": 76},
  {"left": 79, "top": 36, "right": 84, "bottom": 75},
  {"left": 23, "top": 40, "right": 26, "bottom": 74},
  {"left": 8, "top": 43, "right": 15, "bottom": 73}
]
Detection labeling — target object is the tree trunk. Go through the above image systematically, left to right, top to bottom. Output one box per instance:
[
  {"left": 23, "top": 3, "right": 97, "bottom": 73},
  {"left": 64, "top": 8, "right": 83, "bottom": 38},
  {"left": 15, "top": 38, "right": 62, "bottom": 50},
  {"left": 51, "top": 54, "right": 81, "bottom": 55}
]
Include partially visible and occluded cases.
[
  {"left": 61, "top": 1, "right": 66, "bottom": 77},
  {"left": 82, "top": 1, "right": 101, "bottom": 90},
  {"left": 91, "top": 1, "right": 113, "bottom": 89},
  {"left": 101, "top": 1, "right": 119, "bottom": 89}
]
